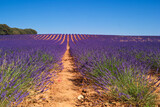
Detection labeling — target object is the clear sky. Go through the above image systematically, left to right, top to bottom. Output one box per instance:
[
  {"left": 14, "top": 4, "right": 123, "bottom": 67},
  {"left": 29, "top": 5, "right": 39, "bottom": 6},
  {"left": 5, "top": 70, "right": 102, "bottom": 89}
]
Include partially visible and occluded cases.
[{"left": 0, "top": 0, "right": 160, "bottom": 35}]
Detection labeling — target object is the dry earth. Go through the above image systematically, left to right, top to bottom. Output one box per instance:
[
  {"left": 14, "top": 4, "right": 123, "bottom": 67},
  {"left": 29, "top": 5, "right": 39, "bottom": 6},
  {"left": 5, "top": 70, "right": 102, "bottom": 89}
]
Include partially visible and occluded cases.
[
  {"left": 13, "top": 39, "right": 160, "bottom": 107},
  {"left": 15, "top": 43, "right": 83, "bottom": 107}
]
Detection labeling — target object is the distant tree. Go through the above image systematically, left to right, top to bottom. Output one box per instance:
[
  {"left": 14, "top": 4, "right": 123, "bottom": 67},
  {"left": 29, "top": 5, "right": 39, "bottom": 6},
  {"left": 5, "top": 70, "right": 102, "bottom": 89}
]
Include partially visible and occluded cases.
[
  {"left": 0, "top": 24, "right": 37, "bottom": 35},
  {"left": 0, "top": 24, "right": 12, "bottom": 35},
  {"left": 11, "top": 28, "right": 21, "bottom": 35},
  {"left": 14, "top": 28, "right": 27, "bottom": 34},
  {"left": 24, "top": 29, "right": 37, "bottom": 34},
  {"left": 30, "top": 29, "right": 37, "bottom": 34}
]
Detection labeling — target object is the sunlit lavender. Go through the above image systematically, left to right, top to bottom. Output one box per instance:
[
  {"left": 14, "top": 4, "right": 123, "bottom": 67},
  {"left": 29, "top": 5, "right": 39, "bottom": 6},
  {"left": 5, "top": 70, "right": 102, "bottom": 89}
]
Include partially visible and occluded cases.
[
  {"left": 0, "top": 34, "right": 66, "bottom": 106},
  {"left": 70, "top": 35, "right": 160, "bottom": 106}
]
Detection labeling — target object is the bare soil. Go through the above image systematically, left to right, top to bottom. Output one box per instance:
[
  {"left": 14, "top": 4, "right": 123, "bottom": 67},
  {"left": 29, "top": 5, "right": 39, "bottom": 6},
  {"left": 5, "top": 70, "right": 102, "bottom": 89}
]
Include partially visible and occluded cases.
[
  {"left": 14, "top": 39, "right": 160, "bottom": 107},
  {"left": 16, "top": 44, "right": 83, "bottom": 107}
]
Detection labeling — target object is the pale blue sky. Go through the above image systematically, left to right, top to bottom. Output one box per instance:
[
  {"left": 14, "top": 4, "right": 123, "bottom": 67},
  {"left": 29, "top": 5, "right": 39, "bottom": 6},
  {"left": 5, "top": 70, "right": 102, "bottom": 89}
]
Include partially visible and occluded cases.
[{"left": 0, "top": 0, "right": 160, "bottom": 35}]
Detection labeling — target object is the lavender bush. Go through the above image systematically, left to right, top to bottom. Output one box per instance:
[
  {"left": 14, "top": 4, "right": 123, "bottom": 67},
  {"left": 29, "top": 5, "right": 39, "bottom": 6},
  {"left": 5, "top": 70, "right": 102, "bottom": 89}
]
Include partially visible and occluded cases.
[
  {"left": 0, "top": 34, "right": 66, "bottom": 106},
  {"left": 70, "top": 35, "right": 160, "bottom": 106}
]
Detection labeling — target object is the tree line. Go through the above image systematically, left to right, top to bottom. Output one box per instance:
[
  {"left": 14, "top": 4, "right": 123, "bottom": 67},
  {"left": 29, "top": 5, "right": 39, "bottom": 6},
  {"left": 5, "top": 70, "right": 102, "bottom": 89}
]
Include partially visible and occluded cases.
[{"left": 0, "top": 24, "right": 37, "bottom": 35}]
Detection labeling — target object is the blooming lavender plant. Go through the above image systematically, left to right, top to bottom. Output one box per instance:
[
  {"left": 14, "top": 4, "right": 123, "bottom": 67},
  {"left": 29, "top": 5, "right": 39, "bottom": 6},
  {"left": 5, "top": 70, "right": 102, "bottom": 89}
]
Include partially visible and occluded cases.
[
  {"left": 0, "top": 34, "right": 66, "bottom": 106},
  {"left": 70, "top": 35, "right": 160, "bottom": 106}
]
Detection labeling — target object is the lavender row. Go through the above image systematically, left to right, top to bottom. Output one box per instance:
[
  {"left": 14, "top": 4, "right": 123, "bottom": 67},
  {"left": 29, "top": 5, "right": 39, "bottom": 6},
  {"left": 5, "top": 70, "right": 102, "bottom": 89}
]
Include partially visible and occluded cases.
[
  {"left": 0, "top": 35, "right": 66, "bottom": 106},
  {"left": 70, "top": 35, "right": 160, "bottom": 106}
]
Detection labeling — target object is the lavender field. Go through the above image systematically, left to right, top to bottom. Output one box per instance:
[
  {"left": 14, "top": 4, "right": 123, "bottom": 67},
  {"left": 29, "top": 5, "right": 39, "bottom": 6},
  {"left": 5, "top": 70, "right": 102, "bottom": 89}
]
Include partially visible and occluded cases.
[
  {"left": 0, "top": 34, "right": 160, "bottom": 107},
  {"left": 0, "top": 34, "right": 66, "bottom": 106},
  {"left": 70, "top": 35, "right": 160, "bottom": 106}
]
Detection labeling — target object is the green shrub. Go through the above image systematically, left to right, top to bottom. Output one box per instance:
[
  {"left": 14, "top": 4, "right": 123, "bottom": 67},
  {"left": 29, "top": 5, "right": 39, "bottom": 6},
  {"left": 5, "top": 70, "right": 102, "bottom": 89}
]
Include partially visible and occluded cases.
[{"left": 0, "top": 24, "right": 37, "bottom": 35}]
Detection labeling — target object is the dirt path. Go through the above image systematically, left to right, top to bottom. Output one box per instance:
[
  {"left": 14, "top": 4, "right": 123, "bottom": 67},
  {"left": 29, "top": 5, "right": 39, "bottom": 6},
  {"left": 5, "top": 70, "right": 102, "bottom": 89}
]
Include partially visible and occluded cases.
[
  {"left": 14, "top": 36, "right": 160, "bottom": 107},
  {"left": 16, "top": 36, "right": 82, "bottom": 107},
  {"left": 49, "top": 45, "right": 81, "bottom": 107}
]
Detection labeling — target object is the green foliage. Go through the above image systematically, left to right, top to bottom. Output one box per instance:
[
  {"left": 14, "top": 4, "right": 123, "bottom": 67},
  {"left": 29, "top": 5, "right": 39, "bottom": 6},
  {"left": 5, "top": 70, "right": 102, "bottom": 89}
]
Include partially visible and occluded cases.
[
  {"left": 0, "top": 24, "right": 37, "bottom": 35},
  {"left": 0, "top": 24, "right": 12, "bottom": 35},
  {"left": 11, "top": 28, "right": 27, "bottom": 35},
  {"left": 11, "top": 28, "right": 21, "bottom": 35},
  {"left": 24, "top": 29, "right": 37, "bottom": 34},
  {"left": 0, "top": 51, "right": 55, "bottom": 106},
  {"left": 80, "top": 54, "right": 158, "bottom": 106},
  {"left": 109, "top": 68, "right": 157, "bottom": 107}
]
